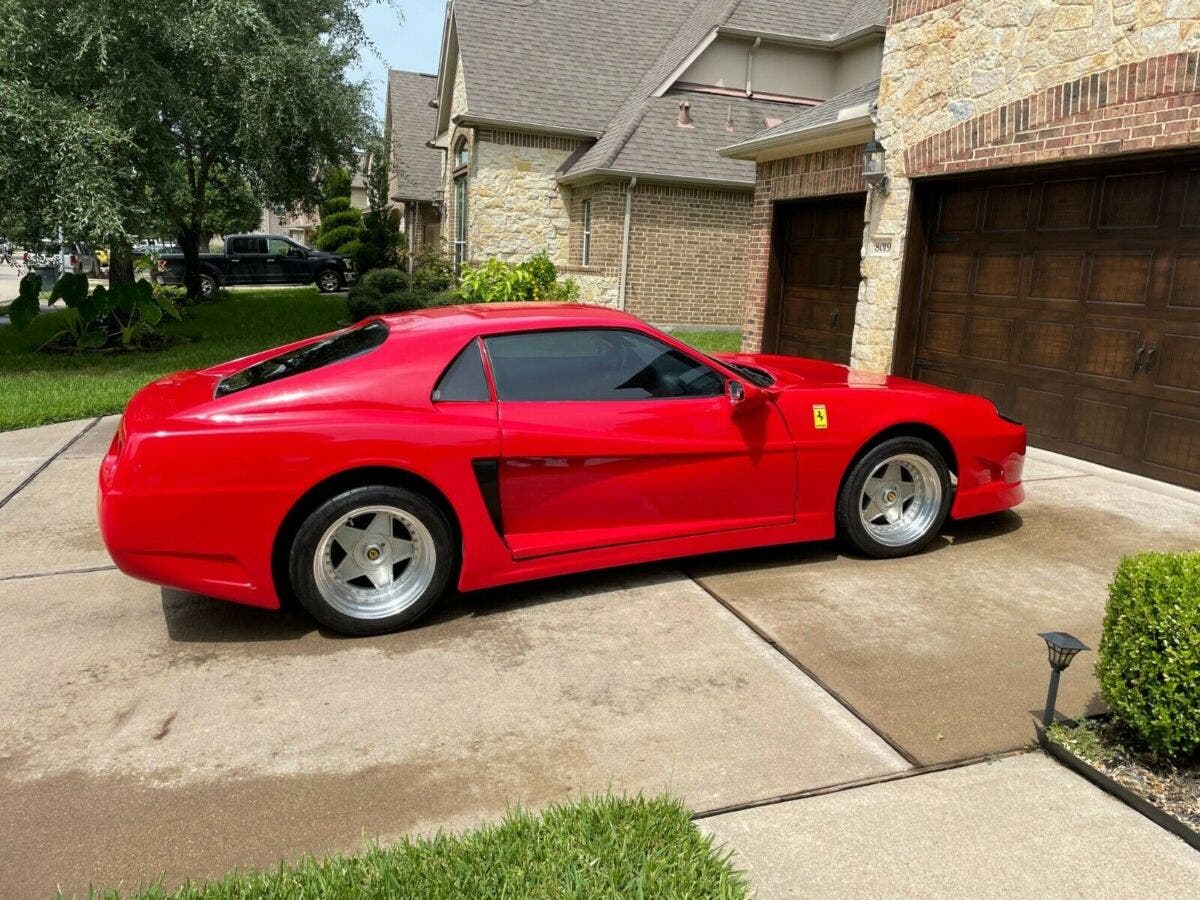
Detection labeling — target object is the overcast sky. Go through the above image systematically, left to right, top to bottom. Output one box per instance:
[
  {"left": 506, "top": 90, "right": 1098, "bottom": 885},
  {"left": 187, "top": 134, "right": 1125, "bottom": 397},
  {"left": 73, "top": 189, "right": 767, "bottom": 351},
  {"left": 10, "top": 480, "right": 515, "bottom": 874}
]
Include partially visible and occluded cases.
[{"left": 350, "top": 0, "right": 446, "bottom": 120}]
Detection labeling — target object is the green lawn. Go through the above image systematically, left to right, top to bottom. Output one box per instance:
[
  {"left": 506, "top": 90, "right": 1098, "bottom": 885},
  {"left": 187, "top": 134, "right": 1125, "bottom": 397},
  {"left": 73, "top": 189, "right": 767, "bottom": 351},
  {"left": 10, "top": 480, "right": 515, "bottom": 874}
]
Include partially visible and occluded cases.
[
  {"left": 0, "top": 288, "right": 347, "bottom": 431},
  {"left": 0, "top": 293, "right": 745, "bottom": 432},
  {"left": 90, "top": 795, "right": 746, "bottom": 900}
]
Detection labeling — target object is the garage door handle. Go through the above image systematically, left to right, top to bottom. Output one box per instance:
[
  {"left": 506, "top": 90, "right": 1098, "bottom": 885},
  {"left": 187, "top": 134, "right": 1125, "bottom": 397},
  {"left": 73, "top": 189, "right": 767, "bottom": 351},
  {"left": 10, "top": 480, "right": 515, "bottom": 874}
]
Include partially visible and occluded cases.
[
  {"left": 1134, "top": 344, "right": 1146, "bottom": 374},
  {"left": 1144, "top": 344, "right": 1158, "bottom": 375}
]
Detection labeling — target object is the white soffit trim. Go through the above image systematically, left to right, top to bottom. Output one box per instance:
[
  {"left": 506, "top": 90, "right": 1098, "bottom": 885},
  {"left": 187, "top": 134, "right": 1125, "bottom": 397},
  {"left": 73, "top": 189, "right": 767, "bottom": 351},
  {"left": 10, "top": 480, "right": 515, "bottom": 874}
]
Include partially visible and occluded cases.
[
  {"left": 653, "top": 28, "right": 720, "bottom": 98},
  {"left": 718, "top": 114, "right": 873, "bottom": 161}
]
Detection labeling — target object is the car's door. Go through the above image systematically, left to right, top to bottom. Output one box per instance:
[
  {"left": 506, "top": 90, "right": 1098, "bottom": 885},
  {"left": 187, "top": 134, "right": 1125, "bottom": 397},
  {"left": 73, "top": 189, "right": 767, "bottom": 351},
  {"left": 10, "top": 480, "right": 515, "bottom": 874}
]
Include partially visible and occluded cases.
[
  {"left": 227, "top": 236, "right": 269, "bottom": 284},
  {"left": 267, "top": 237, "right": 307, "bottom": 284},
  {"left": 482, "top": 327, "right": 797, "bottom": 559}
]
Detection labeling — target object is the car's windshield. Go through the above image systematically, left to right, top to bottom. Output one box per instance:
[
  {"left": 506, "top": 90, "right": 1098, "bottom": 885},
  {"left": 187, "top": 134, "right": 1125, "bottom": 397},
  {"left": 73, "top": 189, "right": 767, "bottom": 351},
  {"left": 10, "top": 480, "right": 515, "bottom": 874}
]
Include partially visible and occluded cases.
[{"left": 215, "top": 320, "right": 388, "bottom": 397}]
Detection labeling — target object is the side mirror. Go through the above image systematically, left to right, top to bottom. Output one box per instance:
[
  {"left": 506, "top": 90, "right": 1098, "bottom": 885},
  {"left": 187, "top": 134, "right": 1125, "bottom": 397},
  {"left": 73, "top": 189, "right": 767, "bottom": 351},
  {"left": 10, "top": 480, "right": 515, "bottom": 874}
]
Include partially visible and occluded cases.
[
  {"left": 727, "top": 379, "right": 768, "bottom": 411},
  {"left": 727, "top": 380, "right": 746, "bottom": 405}
]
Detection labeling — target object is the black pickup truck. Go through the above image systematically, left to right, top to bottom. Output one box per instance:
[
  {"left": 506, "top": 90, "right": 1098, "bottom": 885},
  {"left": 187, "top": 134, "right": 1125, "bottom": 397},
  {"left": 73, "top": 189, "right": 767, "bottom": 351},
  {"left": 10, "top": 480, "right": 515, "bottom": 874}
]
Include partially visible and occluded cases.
[{"left": 154, "top": 234, "right": 354, "bottom": 297}]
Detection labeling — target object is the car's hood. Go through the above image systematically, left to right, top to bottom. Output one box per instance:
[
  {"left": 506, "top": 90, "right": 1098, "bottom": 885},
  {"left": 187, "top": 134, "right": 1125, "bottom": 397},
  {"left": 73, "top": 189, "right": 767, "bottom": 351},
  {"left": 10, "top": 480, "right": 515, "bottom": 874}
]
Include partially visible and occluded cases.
[{"left": 714, "top": 353, "right": 952, "bottom": 394}]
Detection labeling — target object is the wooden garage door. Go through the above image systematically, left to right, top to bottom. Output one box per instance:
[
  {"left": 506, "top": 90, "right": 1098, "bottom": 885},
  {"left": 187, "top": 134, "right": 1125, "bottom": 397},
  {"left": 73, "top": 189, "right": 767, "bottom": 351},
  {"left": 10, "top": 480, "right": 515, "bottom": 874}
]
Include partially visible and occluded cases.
[
  {"left": 907, "top": 154, "right": 1200, "bottom": 490},
  {"left": 770, "top": 195, "right": 865, "bottom": 363}
]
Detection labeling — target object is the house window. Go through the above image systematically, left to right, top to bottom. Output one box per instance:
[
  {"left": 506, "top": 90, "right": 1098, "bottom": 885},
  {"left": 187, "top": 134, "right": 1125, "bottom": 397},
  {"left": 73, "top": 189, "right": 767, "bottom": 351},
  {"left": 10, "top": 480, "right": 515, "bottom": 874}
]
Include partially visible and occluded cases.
[
  {"left": 454, "top": 137, "right": 470, "bottom": 168},
  {"left": 454, "top": 173, "right": 468, "bottom": 270},
  {"left": 581, "top": 199, "right": 592, "bottom": 266}
]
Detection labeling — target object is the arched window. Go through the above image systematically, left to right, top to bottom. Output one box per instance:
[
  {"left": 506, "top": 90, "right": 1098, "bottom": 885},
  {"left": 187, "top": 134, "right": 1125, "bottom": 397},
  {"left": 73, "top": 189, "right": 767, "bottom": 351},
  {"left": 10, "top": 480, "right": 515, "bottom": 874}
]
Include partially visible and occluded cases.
[
  {"left": 452, "top": 137, "right": 469, "bottom": 270},
  {"left": 454, "top": 137, "right": 470, "bottom": 169}
]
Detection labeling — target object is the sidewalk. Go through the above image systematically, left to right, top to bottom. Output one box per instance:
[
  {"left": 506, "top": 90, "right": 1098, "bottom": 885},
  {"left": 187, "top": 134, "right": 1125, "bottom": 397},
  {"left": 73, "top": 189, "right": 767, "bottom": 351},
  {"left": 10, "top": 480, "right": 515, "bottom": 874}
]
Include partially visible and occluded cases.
[{"left": 702, "top": 753, "right": 1200, "bottom": 898}]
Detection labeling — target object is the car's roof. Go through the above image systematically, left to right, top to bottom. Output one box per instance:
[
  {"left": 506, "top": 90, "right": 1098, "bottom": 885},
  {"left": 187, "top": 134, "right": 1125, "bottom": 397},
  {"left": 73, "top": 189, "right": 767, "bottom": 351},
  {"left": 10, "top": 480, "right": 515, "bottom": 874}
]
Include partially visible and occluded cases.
[{"left": 379, "top": 303, "right": 646, "bottom": 338}]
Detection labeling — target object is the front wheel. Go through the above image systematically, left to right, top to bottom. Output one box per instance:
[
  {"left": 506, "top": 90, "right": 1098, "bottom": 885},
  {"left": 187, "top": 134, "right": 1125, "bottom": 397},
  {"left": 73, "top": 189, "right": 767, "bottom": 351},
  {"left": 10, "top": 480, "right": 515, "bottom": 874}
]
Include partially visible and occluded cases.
[
  {"left": 316, "top": 269, "right": 342, "bottom": 293},
  {"left": 836, "top": 437, "right": 951, "bottom": 559},
  {"left": 288, "top": 485, "right": 454, "bottom": 636}
]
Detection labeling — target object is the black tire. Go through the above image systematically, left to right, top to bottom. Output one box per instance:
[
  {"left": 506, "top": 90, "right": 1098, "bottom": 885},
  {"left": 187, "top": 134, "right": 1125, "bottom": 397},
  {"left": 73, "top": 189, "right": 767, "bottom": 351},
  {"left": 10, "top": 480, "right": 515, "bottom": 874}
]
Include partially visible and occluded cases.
[
  {"left": 316, "top": 268, "right": 342, "bottom": 293},
  {"left": 199, "top": 273, "right": 217, "bottom": 298},
  {"left": 836, "top": 436, "right": 952, "bottom": 559},
  {"left": 288, "top": 485, "right": 455, "bottom": 636}
]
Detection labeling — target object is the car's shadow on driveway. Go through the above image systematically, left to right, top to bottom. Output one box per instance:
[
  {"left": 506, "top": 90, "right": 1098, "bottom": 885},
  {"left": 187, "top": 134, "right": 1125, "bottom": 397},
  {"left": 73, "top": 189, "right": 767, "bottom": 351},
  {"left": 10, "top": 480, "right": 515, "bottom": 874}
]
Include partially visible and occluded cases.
[{"left": 160, "top": 512, "right": 1024, "bottom": 642}]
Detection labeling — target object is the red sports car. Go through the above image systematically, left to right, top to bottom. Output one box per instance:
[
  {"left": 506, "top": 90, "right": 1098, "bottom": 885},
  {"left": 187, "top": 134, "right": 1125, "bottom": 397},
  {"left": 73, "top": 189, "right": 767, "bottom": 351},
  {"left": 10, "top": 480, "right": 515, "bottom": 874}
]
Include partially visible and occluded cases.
[{"left": 99, "top": 304, "right": 1026, "bottom": 635}]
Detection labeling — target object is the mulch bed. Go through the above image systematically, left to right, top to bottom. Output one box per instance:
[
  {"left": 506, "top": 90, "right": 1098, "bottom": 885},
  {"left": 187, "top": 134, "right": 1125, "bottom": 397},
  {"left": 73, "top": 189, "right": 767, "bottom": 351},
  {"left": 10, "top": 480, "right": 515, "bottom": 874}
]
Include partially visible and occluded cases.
[{"left": 1047, "top": 717, "right": 1199, "bottom": 833}]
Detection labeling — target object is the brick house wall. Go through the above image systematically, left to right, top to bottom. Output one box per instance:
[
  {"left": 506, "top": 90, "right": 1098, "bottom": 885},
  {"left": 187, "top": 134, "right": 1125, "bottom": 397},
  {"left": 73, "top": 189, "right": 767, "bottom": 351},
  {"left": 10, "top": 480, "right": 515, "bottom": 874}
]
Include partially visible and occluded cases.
[
  {"left": 849, "top": 0, "right": 1200, "bottom": 371},
  {"left": 741, "top": 145, "right": 868, "bottom": 351},
  {"left": 623, "top": 183, "right": 753, "bottom": 327}
]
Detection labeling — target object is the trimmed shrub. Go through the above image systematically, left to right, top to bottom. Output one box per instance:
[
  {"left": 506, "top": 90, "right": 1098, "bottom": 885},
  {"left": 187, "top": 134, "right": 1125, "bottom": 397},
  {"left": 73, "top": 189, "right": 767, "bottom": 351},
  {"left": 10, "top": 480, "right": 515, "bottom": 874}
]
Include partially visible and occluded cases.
[
  {"left": 322, "top": 196, "right": 351, "bottom": 215},
  {"left": 320, "top": 208, "right": 362, "bottom": 231},
  {"left": 314, "top": 225, "right": 360, "bottom": 253},
  {"left": 345, "top": 267, "right": 461, "bottom": 320},
  {"left": 1096, "top": 550, "right": 1200, "bottom": 760}
]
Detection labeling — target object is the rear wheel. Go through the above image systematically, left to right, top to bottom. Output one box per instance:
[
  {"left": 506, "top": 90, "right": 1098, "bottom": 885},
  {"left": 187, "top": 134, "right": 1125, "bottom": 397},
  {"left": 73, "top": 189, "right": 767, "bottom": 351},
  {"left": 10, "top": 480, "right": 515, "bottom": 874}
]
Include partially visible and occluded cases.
[
  {"left": 316, "top": 269, "right": 342, "bottom": 293},
  {"left": 199, "top": 273, "right": 217, "bottom": 298},
  {"left": 837, "top": 437, "right": 951, "bottom": 558},
  {"left": 289, "top": 485, "right": 454, "bottom": 635}
]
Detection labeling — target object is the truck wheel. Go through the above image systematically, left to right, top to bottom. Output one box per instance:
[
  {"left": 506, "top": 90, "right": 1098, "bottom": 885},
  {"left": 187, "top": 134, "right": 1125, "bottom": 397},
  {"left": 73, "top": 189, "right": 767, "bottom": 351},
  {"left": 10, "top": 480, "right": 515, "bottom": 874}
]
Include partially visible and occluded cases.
[
  {"left": 316, "top": 269, "right": 342, "bottom": 293},
  {"left": 199, "top": 274, "right": 217, "bottom": 298}
]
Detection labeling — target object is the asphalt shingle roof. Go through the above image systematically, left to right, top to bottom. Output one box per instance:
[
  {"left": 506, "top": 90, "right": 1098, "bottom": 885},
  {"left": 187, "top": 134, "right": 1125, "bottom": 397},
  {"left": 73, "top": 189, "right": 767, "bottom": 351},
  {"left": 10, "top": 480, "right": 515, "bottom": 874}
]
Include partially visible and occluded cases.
[
  {"left": 447, "top": 0, "right": 885, "bottom": 185},
  {"left": 386, "top": 70, "right": 442, "bottom": 201}
]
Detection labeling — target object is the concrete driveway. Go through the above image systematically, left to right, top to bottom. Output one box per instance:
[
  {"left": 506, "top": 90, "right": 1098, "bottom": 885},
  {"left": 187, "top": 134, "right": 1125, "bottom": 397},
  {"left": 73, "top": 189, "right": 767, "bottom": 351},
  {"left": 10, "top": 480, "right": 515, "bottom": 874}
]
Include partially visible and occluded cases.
[
  {"left": 1, "top": 417, "right": 1197, "bottom": 897},
  {"left": 0, "top": 418, "right": 906, "bottom": 898},
  {"left": 691, "top": 451, "right": 1200, "bottom": 765}
]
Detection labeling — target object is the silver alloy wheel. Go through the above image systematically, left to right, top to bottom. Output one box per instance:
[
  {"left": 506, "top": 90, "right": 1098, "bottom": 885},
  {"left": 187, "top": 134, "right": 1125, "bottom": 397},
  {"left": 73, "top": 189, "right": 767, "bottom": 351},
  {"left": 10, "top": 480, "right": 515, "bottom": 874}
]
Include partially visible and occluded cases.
[
  {"left": 317, "top": 270, "right": 341, "bottom": 292},
  {"left": 200, "top": 275, "right": 215, "bottom": 297},
  {"left": 858, "top": 453, "right": 943, "bottom": 548},
  {"left": 313, "top": 505, "right": 437, "bottom": 620}
]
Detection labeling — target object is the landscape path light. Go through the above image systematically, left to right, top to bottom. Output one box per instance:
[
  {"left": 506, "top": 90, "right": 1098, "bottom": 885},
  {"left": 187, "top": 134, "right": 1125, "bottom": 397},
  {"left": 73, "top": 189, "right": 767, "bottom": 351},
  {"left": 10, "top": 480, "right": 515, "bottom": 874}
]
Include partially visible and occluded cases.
[{"left": 1038, "top": 631, "right": 1089, "bottom": 727}]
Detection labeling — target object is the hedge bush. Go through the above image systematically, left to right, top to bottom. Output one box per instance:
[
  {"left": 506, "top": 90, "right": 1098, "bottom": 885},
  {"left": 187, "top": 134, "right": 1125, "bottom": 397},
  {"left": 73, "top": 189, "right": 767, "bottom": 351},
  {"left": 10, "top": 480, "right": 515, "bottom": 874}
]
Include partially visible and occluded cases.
[
  {"left": 321, "top": 196, "right": 351, "bottom": 215},
  {"left": 319, "top": 208, "right": 363, "bottom": 231},
  {"left": 314, "top": 225, "right": 361, "bottom": 253},
  {"left": 346, "top": 268, "right": 457, "bottom": 320},
  {"left": 1096, "top": 550, "right": 1200, "bottom": 761}
]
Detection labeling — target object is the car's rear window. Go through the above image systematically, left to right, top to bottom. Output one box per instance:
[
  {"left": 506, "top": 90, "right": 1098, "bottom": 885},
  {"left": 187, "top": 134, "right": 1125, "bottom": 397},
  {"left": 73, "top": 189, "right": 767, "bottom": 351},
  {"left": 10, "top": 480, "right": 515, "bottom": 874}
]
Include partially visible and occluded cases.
[{"left": 215, "top": 320, "right": 388, "bottom": 397}]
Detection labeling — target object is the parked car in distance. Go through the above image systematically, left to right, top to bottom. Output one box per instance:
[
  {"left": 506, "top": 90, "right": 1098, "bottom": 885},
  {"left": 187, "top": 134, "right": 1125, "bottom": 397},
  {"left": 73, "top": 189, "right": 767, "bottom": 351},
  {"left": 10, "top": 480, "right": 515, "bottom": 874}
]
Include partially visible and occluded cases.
[
  {"left": 153, "top": 233, "right": 353, "bottom": 297},
  {"left": 30, "top": 239, "right": 100, "bottom": 276},
  {"left": 100, "top": 304, "right": 1027, "bottom": 637}
]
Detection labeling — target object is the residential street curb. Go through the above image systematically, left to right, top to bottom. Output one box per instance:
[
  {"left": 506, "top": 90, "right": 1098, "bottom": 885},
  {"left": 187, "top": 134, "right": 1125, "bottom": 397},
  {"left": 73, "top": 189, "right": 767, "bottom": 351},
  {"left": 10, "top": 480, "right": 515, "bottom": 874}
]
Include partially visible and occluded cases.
[{"left": 1037, "top": 725, "right": 1200, "bottom": 851}]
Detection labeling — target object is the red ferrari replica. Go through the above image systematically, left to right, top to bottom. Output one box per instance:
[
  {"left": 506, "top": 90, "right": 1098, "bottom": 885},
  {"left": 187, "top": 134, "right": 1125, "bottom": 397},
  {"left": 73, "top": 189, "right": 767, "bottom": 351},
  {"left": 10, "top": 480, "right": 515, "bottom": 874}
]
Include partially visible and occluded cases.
[{"left": 99, "top": 304, "right": 1025, "bottom": 635}]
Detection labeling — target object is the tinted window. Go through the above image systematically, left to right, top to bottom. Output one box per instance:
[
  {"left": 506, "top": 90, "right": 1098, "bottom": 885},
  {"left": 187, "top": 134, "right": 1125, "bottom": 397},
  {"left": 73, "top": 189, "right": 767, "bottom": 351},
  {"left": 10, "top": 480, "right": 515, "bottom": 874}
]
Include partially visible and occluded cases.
[
  {"left": 229, "top": 237, "right": 266, "bottom": 254},
  {"left": 216, "top": 321, "right": 388, "bottom": 397},
  {"left": 484, "top": 329, "right": 724, "bottom": 401},
  {"left": 433, "top": 341, "right": 490, "bottom": 402}
]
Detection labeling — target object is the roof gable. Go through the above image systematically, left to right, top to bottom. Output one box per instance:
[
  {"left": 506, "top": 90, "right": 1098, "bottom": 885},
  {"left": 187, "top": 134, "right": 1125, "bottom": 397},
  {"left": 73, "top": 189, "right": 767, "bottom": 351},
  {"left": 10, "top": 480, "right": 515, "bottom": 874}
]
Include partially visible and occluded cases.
[{"left": 386, "top": 70, "right": 442, "bottom": 201}]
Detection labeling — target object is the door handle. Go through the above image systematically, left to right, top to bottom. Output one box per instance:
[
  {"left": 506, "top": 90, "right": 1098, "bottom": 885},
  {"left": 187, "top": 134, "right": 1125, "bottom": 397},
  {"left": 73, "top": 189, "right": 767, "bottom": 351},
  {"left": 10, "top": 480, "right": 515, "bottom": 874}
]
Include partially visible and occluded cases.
[
  {"left": 230, "top": 258, "right": 240, "bottom": 263},
  {"left": 830, "top": 307, "right": 839, "bottom": 327},
  {"left": 1134, "top": 344, "right": 1146, "bottom": 374},
  {"left": 1144, "top": 344, "right": 1159, "bottom": 375},
  {"left": 915, "top": 356, "right": 949, "bottom": 370}
]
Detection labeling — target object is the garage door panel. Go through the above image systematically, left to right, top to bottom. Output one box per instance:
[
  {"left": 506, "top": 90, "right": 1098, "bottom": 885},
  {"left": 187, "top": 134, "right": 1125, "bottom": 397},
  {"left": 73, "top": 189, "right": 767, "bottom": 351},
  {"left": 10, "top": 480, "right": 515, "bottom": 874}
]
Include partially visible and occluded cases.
[
  {"left": 910, "top": 152, "right": 1200, "bottom": 489},
  {"left": 1099, "top": 171, "right": 1165, "bottom": 229},
  {"left": 1038, "top": 179, "right": 1096, "bottom": 230},
  {"left": 1030, "top": 253, "right": 1086, "bottom": 301},
  {"left": 1086, "top": 253, "right": 1154, "bottom": 305},
  {"left": 1168, "top": 255, "right": 1200, "bottom": 307},
  {"left": 964, "top": 316, "right": 1013, "bottom": 362},
  {"left": 1018, "top": 321, "right": 1075, "bottom": 370},
  {"left": 1076, "top": 326, "right": 1142, "bottom": 381},
  {"left": 1143, "top": 410, "right": 1200, "bottom": 478}
]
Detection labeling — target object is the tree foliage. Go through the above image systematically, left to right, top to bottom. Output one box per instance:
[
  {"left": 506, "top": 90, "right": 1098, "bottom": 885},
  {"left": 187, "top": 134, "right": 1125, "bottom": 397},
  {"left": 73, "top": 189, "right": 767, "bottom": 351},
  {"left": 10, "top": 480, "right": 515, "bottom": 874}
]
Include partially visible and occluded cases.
[{"left": 0, "top": 0, "right": 386, "bottom": 296}]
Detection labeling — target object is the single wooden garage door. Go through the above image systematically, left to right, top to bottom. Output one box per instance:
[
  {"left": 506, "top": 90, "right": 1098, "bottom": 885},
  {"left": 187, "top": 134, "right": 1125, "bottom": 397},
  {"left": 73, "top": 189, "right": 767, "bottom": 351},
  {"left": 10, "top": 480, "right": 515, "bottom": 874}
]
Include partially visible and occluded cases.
[
  {"left": 905, "top": 154, "right": 1200, "bottom": 490},
  {"left": 769, "top": 195, "right": 865, "bottom": 363}
]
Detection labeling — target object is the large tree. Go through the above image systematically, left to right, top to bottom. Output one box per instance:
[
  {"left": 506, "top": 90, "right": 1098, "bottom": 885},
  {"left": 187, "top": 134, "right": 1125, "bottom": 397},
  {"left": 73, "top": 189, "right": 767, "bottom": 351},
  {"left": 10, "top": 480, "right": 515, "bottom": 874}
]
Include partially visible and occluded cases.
[{"left": 0, "top": 0, "right": 382, "bottom": 295}]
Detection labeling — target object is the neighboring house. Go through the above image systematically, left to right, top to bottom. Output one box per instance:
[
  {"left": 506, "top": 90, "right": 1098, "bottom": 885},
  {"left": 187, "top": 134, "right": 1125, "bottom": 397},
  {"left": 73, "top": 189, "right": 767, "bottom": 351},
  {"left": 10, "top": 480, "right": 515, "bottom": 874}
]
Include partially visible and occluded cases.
[
  {"left": 429, "top": 0, "right": 885, "bottom": 326},
  {"left": 724, "top": 0, "right": 1200, "bottom": 490},
  {"left": 385, "top": 69, "right": 443, "bottom": 270},
  {"left": 350, "top": 151, "right": 371, "bottom": 211},
  {"left": 258, "top": 206, "right": 319, "bottom": 245}
]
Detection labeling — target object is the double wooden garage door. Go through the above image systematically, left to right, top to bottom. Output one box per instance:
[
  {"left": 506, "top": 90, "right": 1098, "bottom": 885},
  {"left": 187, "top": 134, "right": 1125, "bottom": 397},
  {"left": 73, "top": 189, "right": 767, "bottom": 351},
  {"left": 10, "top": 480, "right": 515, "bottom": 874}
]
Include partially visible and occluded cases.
[{"left": 905, "top": 154, "right": 1200, "bottom": 490}]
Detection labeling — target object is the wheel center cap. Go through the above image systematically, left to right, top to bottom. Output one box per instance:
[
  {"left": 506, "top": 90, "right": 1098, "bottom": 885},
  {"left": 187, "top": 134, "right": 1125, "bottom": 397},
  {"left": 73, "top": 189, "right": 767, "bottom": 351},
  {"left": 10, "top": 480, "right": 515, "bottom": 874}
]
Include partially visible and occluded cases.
[{"left": 357, "top": 541, "right": 389, "bottom": 566}]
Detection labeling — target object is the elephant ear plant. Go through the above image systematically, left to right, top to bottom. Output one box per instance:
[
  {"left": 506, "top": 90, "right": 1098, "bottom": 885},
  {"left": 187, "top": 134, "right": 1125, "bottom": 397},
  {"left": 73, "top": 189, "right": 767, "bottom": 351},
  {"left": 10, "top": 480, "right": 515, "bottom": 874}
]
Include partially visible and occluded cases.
[{"left": 9, "top": 272, "right": 181, "bottom": 351}]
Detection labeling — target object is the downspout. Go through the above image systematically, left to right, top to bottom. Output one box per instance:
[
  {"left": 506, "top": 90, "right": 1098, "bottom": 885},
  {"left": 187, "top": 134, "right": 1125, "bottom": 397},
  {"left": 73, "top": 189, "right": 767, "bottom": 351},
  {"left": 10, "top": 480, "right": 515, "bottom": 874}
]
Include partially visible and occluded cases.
[
  {"left": 745, "top": 36, "right": 762, "bottom": 97},
  {"left": 618, "top": 176, "right": 637, "bottom": 310},
  {"left": 407, "top": 202, "right": 417, "bottom": 274}
]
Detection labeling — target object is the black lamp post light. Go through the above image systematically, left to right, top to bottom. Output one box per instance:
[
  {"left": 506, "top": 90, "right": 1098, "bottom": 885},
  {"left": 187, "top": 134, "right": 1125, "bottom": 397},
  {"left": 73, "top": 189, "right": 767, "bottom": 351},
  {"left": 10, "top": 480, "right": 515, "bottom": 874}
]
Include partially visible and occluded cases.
[{"left": 1038, "top": 631, "right": 1089, "bottom": 727}]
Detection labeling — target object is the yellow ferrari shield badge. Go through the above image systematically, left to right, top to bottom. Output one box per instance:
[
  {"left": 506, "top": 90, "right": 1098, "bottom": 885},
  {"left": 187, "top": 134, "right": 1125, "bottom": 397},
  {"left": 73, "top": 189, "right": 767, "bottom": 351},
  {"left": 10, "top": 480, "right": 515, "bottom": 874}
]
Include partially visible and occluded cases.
[{"left": 812, "top": 404, "right": 829, "bottom": 430}]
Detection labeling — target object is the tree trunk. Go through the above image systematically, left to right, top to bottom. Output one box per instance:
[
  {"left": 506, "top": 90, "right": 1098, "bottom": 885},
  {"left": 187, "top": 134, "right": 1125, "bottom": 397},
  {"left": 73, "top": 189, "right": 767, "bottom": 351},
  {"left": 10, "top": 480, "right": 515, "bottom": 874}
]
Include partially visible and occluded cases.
[
  {"left": 178, "top": 226, "right": 202, "bottom": 300},
  {"left": 107, "top": 239, "right": 135, "bottom": 286}
]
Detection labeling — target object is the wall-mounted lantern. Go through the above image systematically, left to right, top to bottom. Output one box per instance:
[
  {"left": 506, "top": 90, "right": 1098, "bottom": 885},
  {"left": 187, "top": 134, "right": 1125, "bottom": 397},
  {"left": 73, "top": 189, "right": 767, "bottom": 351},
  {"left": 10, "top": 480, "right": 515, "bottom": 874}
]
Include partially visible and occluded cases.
[
  {"left": 863, "top": 137, "right": 889, "bottom": 195},
  {"left": 432, "top": 189, "right": 445, "bottom": 212}
]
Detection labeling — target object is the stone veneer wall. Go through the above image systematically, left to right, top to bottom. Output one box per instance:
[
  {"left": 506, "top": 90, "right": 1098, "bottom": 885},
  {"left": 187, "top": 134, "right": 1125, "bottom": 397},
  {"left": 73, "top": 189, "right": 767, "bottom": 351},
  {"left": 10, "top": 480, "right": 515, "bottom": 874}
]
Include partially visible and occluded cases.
[
  {"left": 855, "top": 0, "right": 1200, "bottom": 372},
  {"left": 741, "top": 145, "right": 868, "bottom": 352},
  {"left": 621, "top": 183, "right": 753, "bottom": 327}
]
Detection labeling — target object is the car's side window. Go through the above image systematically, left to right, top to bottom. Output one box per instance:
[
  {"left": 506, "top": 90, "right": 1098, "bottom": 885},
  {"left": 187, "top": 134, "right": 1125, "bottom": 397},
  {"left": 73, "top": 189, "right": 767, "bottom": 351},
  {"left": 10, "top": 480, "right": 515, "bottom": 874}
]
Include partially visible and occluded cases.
[
  {"left": 267, "top": 238, "right": 292, "bottom": 257},
  {"left": 484, "top": 329, "right": 724, "bottom": 401},
  {"left": 433, "top": 341, "right": 491, "bottom": 402}
]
